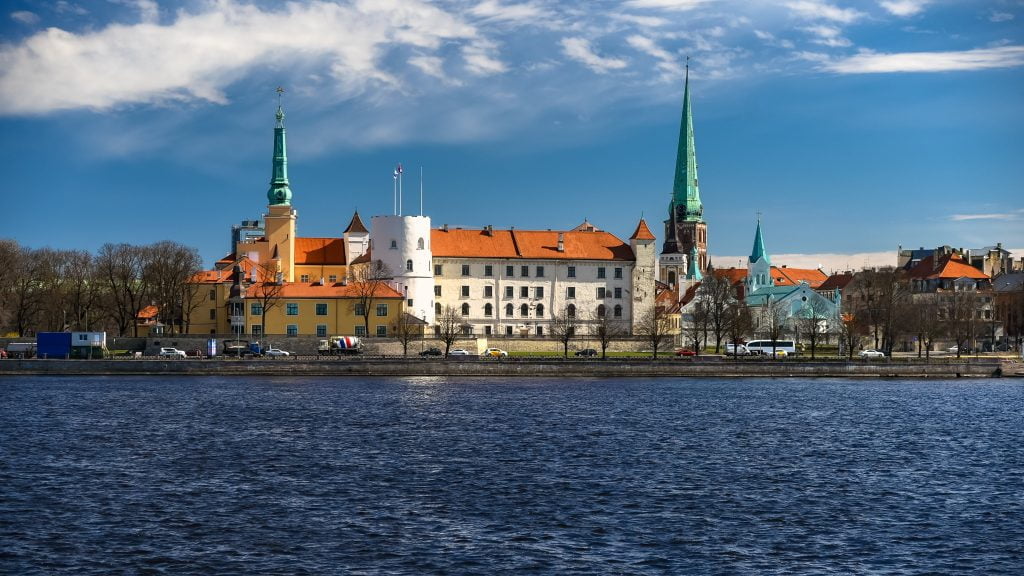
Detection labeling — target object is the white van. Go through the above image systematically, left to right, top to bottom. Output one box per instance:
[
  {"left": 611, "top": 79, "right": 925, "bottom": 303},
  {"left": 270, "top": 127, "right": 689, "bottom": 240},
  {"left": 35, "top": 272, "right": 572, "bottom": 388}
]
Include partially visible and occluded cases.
[{"left": 745, "top": 340, "right": 797, "bottom": 356}]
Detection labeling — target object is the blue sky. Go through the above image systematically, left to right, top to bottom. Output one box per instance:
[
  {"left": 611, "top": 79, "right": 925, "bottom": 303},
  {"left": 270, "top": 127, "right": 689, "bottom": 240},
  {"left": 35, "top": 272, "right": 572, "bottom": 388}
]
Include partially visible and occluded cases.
[{"left": 1, "top": 0, "right": 1022, "bottom": 271}]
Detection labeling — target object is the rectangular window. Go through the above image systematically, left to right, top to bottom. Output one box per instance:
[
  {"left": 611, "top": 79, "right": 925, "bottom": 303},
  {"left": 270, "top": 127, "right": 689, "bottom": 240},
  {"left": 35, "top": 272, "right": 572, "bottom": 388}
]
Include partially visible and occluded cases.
[
  {"left": 434, "top": 264, "right": 442, "bottom": 276},
  {"left": 462, "top": 264, "right": 470, "bottom": 276},
  {"left": 485, "top": 265, "right": 493, "bottom": 277},
  {"left": 506, "top": 265, "right": 514, "bottom": 277},
  {"left": 521, "top": 265, "right": 529, "bottom": 277},
  {"left": 536, "top": 266, "right": 544, "bottom": 277},
  {"left": 568, "top": 266, "right": 576, "bottom": 278},
  {"left": 597, "top": 267, "right": 606, "bottom": 279},
  {"left": 614, "top": 267, "right": 623, "bottom": 279},
  {"left": 300, "top": 274, "right": 310, "bottom": 283},
  {"left": 328, "top": 275, "right": 337, "bottom": 283},
  {"left": 434, "top": 285, "right": 442, "bottom": 297},
  {"left": 461, "top": 285, "right": 470, "bottom": 297},
  {"left": 484, "top": 285, "right": 493, "bottom": 298},
  {"left": 505, "top": 286, "right": 514, "bottom": 298},
  {"left": 520, "top": 286, "right": 529, "bottom": 298},
  {"left": 535, "top": 286, "right": 544, "bottom": 298},
  {"left": 567, "top": 287, "right": 576, "bottom": 299},
  {"left": 597, "top": 287, "right": 606, "bottom": 299},
  {"left": 614, "top": 287, "right": 622, "bottom": 299},
  {"left": 209, "top": 289, "right": 216, "bottom": 301},
  {"left": 407, "top": 298, "right": 413, "bottom": 307},
  {"left": 251, "top": 303, "right": 263, "bottom": 316},
  {"left": 286, "top": 303, "right": 299, "bottom": 315},
  {"left": 316, "top": 303, "right": 328, "bottom": 316},
  {"left": 354, "top": 303, "right": 365, "bottom": 316},
  {"left": 376, "top": 304, "right": 388, "bottom": 317},
  {"left": 209, "top": 308, "right": 217, "bottom": 320},
  {"left": 287, "top": 324, "right": 298, "bottom": 336},
  {"left": 316, "top": 324, "right": 327, "bottom": 337},
  {"left": 251, "top": 325, "right": 262, "bottom": 336},
  {"left": 355, "top": 325, "right": 367, "bottom": 336},
  {"left": 376, "top": 325, "right": 387, "bottom": 336},
  {"left": 462, "top": 325, "right": 474, "bottom": 335},
  {"left": 506, "top": 325, "right": 513, "bottom": 336},
  {"left": 485, "top": 326, "right": 492, "bottom": 335},
  {"left": 536, "top": 326, "right": 544, "bottom": 336}
]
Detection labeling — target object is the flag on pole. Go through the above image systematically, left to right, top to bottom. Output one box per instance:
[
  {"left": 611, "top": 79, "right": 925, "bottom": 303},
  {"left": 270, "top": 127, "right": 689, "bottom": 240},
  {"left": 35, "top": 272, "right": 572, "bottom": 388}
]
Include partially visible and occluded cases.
[
  {"left": 396, "top": 163, "right": 403, "bottom": 175},
  {"left": 393, "top": 169, "right": 398, "bottom": 180}
]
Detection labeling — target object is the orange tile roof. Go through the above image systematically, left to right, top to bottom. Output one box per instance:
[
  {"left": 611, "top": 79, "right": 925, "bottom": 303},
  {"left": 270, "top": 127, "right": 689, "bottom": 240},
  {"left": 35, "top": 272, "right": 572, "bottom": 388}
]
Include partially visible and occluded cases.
[
  {"left": 630, "top": 218, "right": 656, "bottom": 241},
  {"left": 431, "top": 228, "right": 634, "bottom": 261},
  {"left": 295, "top": 237, "right": 346, "bottom": 266},
  {"left": 906, "top": 253, "right": 989, "bottom": 280},
  {"left": 191, "top": 256, "right": 272, "bottom": 284},
  {"left": 771, "top": 266, "right": 828, "bottom": 287},
  {"left": 713, "top": 267, "right": 748, "bottom": 286},
  {"left": 245, "top": 281, "right": 403, "bottom": 299},
  {"left": 137, "top": 305, "right": 159, "bottom": 320}
]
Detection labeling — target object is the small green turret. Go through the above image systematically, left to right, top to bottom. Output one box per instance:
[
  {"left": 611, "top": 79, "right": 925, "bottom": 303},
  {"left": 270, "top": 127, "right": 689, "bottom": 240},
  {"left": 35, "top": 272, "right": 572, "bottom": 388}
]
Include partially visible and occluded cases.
[{"left": 267, "top": 99, "right": 292, "bottom": 206}]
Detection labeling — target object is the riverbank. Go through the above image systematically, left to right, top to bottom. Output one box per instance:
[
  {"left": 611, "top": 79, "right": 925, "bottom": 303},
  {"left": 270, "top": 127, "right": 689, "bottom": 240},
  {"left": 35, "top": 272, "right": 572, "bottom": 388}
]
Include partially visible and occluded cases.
[{"left": 0, "top": 357, "right": 1015, "bottom": 378}]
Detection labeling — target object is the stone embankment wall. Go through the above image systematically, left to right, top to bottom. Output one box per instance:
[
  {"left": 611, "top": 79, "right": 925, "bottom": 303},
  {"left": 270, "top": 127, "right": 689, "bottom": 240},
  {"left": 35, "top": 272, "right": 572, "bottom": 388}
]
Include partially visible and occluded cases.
[{"left": 0, "top": 358, "right": 1009, "bottom": 378}]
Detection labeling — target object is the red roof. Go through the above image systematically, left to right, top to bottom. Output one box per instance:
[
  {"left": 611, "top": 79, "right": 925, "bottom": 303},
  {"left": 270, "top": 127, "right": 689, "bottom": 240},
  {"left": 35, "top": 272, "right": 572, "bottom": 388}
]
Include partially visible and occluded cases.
[
  {"left": 630, "top": 218, "right": 656, "bottom": 241},
  {"left": 431, "top": 228, "right": 634, "bottom": 261},
  {"left": 295, "top": 237, "right": 346, "bottom": 266},
  {"left": 905, "top": 253, "right": 989, "bottom": 280},
  {"left": 771, "top": 266, "right": 828, "bottom": 288},
  {"left": 713, "top": 267, "right": 748, "bottom": 286},
  {"left": 818, "top": 272, "right": 855, "bottom": 291},
  {"left": 245, "top": 281, "right": 403, "bottom": 299},
  {"left": 137, "top": 305, "right": 159, "bottom": 320}
]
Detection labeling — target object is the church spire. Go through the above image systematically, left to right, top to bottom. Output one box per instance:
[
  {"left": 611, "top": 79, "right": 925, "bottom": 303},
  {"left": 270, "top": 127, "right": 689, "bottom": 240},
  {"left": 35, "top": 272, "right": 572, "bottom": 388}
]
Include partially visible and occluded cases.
[
  {"left": 670, "top": 60, "right": 702, "bottom": 222},
  {"left": 267, "top": 87, "right": 292, "bottom": 206},
  {"left": 750, "top": 217, "right": 769, "bottom": 264},
  {"left": 687, "top": 245, "right": 703, "bottom": 281}
]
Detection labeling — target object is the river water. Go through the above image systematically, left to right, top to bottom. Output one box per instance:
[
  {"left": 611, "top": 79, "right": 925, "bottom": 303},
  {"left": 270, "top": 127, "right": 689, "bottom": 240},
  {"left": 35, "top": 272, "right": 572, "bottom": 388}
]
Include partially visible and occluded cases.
[{"left": 1, "top": 376, "right": 1021, "bottom": 574}]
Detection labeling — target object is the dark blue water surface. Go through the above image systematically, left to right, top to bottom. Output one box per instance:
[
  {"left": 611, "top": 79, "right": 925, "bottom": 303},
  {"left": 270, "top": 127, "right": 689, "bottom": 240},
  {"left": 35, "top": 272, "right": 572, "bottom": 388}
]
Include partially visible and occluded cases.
[{"left": 1, "top": 376, "right": 1022, "bottom": 574}]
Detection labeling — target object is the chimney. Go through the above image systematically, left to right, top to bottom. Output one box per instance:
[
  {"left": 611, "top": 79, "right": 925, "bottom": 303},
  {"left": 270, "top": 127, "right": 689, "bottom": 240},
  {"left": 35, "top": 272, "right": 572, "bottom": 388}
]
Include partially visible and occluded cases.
[
  {"left": 442, "top": 224, "right": 448, "bottom": 232},
  {"left": 485, "top": 225, "right": 492, "bottom": 236},
  {"left": 557, "top": 233, "right": 564, "bottom": 252}
]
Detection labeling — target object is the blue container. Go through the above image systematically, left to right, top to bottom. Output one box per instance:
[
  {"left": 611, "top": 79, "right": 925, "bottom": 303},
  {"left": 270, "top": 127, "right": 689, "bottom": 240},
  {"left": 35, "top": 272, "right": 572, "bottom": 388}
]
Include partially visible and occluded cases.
[{"left": 36, "top": 332, "right": 72, "bottom": 359}]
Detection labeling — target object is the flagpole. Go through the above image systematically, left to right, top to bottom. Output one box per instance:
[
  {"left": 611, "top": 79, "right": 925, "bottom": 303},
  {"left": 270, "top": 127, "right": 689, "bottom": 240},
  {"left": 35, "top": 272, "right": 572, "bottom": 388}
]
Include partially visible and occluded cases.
[
  {"left": 399, "top": 164, "right": 403, "bottom": 216},
  {"left": 419, "top": 166, "right": 423, "bottom": 216},
  {"left": 393, "top": 169, "right": 397, "bottom": 215}
]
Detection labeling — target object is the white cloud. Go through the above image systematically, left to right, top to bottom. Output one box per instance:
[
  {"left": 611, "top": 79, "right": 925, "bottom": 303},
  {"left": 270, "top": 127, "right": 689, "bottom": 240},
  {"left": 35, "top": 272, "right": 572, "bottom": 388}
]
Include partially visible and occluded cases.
[
  {"left": 0, "top": 0, "right": 480, "bottom": 115},
  {"left": 111, "top": 0, "right": 159, "bottom": 24},
  {"left": 623, "top": 0, "right": 712, "bottom": 10},
  {"left": 785, "top": 0, "right": 864, "bottom": 24},
  {"left": 469, "top": 1, "right": 548, "bottom": 25},
  {"left": 878, "top": 1, "right": 931, "bottom": 17},
  {"left": 10, "top": 11, "right": 39, "bottom": 25},
  {"left": 989, "top": 11, "right": 1014, "bottom": 23},
  {"left": 611, "top": 13, "right": 670, "bottom": 28},
  {"left": 803, "top": 25, "right": 852, "bottom": 47},
  {"left": 754, "top": 29, "right": 795, "bottom": 49},
  {"left": 626, "top": 34, "right": 682, "bottom": 78},
  {"left": 560, "top": 37, "right": 629, "bottom": 73},
  {"left": 823, "top": 45, "right": 1024, "bottom": 73},
  {"left": 949, "top": 213, "right": 1019, "bottom": 222},
  {"left": 711, "top": 251, "right": 896, "bottom": 272}
]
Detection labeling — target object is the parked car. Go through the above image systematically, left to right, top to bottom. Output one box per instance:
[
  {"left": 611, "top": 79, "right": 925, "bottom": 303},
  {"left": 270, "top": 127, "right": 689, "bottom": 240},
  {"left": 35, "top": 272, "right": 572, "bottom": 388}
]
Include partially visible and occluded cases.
[
  {"left": 725, "top": 343, "right": 750, "bottom": 356},
  {"left": 947, "top": 345, "right": 959, "bottom": 353},
  {"left": 158, "top": 347, "right": 186, "bottom": 358},
  {"left": 419, "top": 347, "right": 443, "bottom": 356},
  {"left": 265, "top": 348, "right": 290, "bottom": 357},
  {"left": 482, "top": 348, "right": 508, "bottom": 357},
  {"left": 575, "top": 348, "right": 599, "bottom": 357},
  {"left": 675, "top": 348, "right": 697, "bottom": 357},
  {"left": 448, "top": 349, "right": 472, "bottom": 356},
  {"left": 859, "top": 349, "right": 886, "bottom": 359}
]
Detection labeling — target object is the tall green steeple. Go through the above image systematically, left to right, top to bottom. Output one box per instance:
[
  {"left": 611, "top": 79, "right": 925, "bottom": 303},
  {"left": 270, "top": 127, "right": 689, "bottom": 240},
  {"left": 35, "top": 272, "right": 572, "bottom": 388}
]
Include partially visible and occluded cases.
[
  {"left": 670, "top": 63, "right": 702, "bottom": 222},
  {"left": 267, "top": 89, "right": 292, "bottom": 206},
  {"left": 750, "top": 218, "right": 769, "bottom": 264}
]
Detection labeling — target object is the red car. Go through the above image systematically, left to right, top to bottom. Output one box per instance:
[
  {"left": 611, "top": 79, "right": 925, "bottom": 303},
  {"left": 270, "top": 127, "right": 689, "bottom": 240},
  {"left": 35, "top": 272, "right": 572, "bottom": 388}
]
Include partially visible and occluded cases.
[{"left": 675, "top": 348, "right": 697, "bottom": 357}]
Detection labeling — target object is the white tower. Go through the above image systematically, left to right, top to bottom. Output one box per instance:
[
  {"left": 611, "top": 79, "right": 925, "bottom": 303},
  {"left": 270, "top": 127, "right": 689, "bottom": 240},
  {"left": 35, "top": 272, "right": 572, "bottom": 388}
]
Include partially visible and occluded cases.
[{"left": 370, "top": 215, "right": 435, "bottom": 324}]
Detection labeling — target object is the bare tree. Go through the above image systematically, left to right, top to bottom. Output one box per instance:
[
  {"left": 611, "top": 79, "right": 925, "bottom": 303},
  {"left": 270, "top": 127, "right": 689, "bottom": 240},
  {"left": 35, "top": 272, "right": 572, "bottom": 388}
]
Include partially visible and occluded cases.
[
  {"left": 0, "top": 239, "right": 20, "bottom": 332},
  {"left": 147, "top": 241, "right": 203, "bottom": 335},
  {"left": 96, "top": 243, "right": 155, "bottom": 337},
  {"left": 6, "top": 244, "right": 46, "bottom": 336},
  {"left": 63, "top": 250, "right": 102, "bottom": 331},
  {"left": 350, "top": 259, "right": 394, "bottom": 335},
  {"left": 246, "top": 262, "right": 285, "bottom": 336},
  {"left": 848, "top": 268, "right": 909, "bottom": 355},
  {"left": 699, "top": 274, "right": 735, "bottom": 352},
  {"left": 946, "top": 287, "right": 981, "bottom": 358},
  {"left": 908, "top": 294, "right": 945, "bottom": 360},
  {"left": 757, "top": 297, "right": 789, "bottom": 357},
  {"left": 684, "top": 298, "right": 709, "bottom": 356},
  {"left": 794, "top": 298, "right": 833, "bottom": 360},
  {"left": 724, "top": 300, "right": 753, "bottom": 359},
  {"left": 436, "top": 305, "right": 463, "bottom": 357},
  {"left": 636, "top": 305, "right": 674, "bottom": 359},
  {"left": 549, "top": 307, "right": 579, "bottom": 358},
  {"left": 589, "top": 309, "right": 626, "bottom": 359},
  {"left": 391, "top": 312, "right": 424, "bottom": 356},
  {"left": 837, "top": 312, "right": 869, "bottom": 360}
]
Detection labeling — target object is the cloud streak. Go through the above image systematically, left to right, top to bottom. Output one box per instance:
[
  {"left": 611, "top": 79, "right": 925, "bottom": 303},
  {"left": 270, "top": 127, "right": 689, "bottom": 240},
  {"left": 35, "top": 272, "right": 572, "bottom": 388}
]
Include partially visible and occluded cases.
[
  {"left": 560, "top": 37, "right": 629, "bottom": 73},
  {"left": 823, "top": 46, "right": 1024, "bottom": 73},
  {"left": 949, "top": 213, "right": 1020, "bottom": 222}
]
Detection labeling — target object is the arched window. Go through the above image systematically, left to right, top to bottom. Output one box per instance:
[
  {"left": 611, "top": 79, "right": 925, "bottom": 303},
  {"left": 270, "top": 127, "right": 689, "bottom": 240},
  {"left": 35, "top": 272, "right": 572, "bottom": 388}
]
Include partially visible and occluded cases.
[
  {"left": 417, "top": 237, "right": 424, "bottom": 250},
  {"left": 390, "top": 239, "right": 397, "bottom": 249},
  {"left": 406, "top": 259, "right": 413, "bottom": 271},
  {"left": 668, "top": 271, "right": 676, "bottom": 285},
  {"left": 462, "top": 303, "right": 470, "bottom": 316},
  {"left": 484, "top": 303, "right": 493, "bottom": 317},
  {"left": 505, "top": 303, "right": 514, "bottom": 316},
  {"left": 521, "top": 304, "right": 529, "bottom": 317},
  {"left": 536, "top": 304, "right": 544, "bottom": 317},
  {"left": 567, "top": 304, "right": 576, "bottom": 318},
  {"left": 597, "top": 304, "right": 606, "bottom": 318},
  {"left": 614, "top": 305, "right": 622, "bottom": 318}
]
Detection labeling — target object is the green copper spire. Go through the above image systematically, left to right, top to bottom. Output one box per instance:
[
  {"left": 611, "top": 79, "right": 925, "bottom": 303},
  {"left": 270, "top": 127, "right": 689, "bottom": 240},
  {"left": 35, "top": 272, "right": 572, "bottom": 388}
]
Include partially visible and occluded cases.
[
  {"left": 670, "top": 62, "right": 702, "bottom": 222},
  {"left": 267, "top": 87, "right": 292, "bottom": 206},
  {"left": 750, "top": 218, "right": 769, "bottom": 264},
  {"left": 687, "top": 245, "right": 703, "bottom": 281}
]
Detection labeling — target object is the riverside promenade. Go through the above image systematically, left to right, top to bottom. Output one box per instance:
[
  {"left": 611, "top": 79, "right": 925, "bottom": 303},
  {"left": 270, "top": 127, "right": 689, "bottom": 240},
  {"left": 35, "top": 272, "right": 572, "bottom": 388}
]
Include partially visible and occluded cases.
[{"left": 0, "top": 357, "right": 1013, "bottom": 378}]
